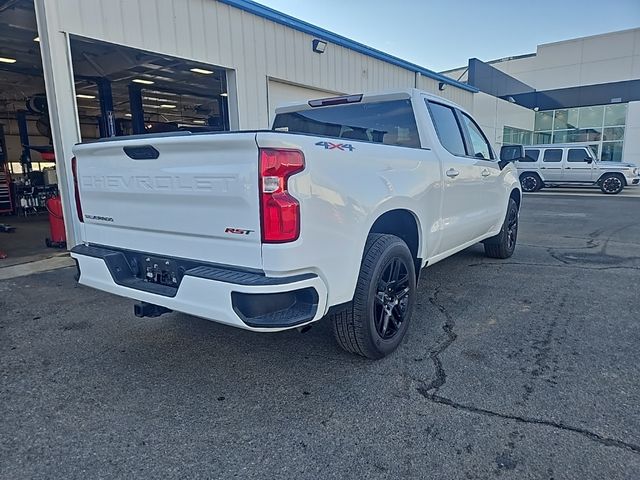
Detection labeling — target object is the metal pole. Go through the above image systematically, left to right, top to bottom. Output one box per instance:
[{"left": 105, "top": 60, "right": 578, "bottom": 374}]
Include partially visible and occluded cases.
[
  {"left": 96, "top": 78, "right": 115, "bottom": 137},
  {"left": 128, "top": 84, "right": 145, "bottom": 134},
  {"left": 16, "top": 111, "right": 32, "bottom": 173}
]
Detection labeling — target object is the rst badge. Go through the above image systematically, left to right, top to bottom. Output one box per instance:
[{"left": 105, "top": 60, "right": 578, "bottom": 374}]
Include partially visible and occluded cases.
[
  {"left": 315, "top": 141, "right": 355, "bottom": 151},
  {"left": 225, "top": 227, "right": 254, "bottom": 235}
]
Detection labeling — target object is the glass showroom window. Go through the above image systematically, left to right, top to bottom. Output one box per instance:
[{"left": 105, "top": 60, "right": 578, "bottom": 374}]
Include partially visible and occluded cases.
[
  {"left": 533, "top": 103, "right": 627, "bottom": 161},
  {"left": 502, "top": 126, "right": 532, "bottom": 145}
]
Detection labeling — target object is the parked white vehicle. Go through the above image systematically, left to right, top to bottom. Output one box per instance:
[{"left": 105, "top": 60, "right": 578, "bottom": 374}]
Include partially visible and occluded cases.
[
  {"left": 70, "top": 89, "right": 522, "bottom": 359},
  {"left": 515, "top": 143, "right": 640, "bottom": 194}
]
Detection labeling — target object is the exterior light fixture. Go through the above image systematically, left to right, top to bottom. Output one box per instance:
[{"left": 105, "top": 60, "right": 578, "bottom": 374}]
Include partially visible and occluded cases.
[
  {"left": 34, "top": 37, "right": 40, "bottom": 42},
  {"left": 312, "top": 39, "right": 327, "bottom": 54},
  {"left": 0, "top": 57, "right": 17, "bottom": 64},
  {"left": 190, "top": 67, "right": 214, "bottom": 75},
  {"left": 132, "top": 78, "right": 154, "bottom": 85},
  {"left": 438, "top": 82, "right": 447, "bottom": 91},
  {"left": 220, "top": 92, "right": 229, "bottom": 97},
  {"left": 76, "top": 94, "right": 96, "bottom": 99},
  {"left": 507, "top": 96, "right": 516, "bottom": 103},
  {"left": 533, "top": 107, "right": 539, "bottom": 112},
  {"left": 125, "top": 113, "right": 132, "bottom": 117},
  {"left": 192, "top": 120, "right": 206, "bottom": 124}
]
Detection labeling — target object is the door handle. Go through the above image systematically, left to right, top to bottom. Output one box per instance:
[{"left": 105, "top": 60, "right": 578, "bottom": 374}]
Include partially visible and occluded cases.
[
  {"left": 446, "top": 168, "right": 459, "bottom": 178},
  {"left": 481, "top": 169, "right": 491, "bottom": 177}
]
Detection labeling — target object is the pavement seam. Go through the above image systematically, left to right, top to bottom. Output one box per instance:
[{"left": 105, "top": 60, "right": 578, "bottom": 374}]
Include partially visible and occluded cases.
[
  {"left": 467, "top": 261, "right": 639, "bottom": 272},
  {"left": 417, "top": 285, "right": 640, "bottom": 456},
  {"left": 416, "top": 391, "right": 640, "bottom": 455}
]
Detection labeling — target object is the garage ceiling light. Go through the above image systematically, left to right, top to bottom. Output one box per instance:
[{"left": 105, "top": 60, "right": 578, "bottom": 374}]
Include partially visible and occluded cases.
[
  {"left": 0, "top": 57, "right": 17, "bottom": 64},
  {"left": 190, "top": 68, "right": 214, "bottom": 75},
  {"left": 133, "top": 78, "right": 154, "bottom": 85},
  {"left": 76, "top": 94, "right": 96, "bottom": 99},
  {"left": 143, "top": 96, "right": 175, "bottom": 103},
  {"left": 160, "top": 104, "right": 176, "bottom": 109},
  {"left": 192, "top": 120, "right": 206, "bottom": 124}
]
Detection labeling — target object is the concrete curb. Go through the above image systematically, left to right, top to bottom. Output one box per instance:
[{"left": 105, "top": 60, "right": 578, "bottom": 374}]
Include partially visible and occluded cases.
[{"left": 0, "top": 255, "right": 75, "bottom": 280}]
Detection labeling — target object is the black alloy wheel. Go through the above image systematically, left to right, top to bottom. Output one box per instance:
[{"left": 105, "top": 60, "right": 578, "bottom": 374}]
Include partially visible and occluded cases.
[
  {"left": 520, "top": 173, "right": 540, "bottom": 192},
  {"left": 600, "top": 174, "right": 624, "bottom": 194},
  {"left": 374, "top": 257, "right": 411, "bottom": 340}
]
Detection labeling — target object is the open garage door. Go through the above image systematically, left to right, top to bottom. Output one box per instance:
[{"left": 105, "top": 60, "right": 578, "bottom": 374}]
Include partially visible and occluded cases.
[{"left": 267, "top": 80, "right": 340, "bottom": 124}]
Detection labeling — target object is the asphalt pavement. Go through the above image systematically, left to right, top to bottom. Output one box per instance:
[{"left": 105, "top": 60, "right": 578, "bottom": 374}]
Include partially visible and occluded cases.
[{"left": 1, "top": 193, "right": 639, "bottom": 479}]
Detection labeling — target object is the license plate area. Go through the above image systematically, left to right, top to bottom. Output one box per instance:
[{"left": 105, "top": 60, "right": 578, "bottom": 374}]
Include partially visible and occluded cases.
[{"left": 139, "top": 255, "right": 183, "bottom": 287}]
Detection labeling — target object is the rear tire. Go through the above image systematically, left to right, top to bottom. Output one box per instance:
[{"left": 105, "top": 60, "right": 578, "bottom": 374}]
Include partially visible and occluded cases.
[
  {"left": 519, "top": 172, "right": 542, "bottom": 192},
  {"left": 599, "top": 173, "right": 625, "bottom": 194},
  {"left": 484, "top": 198, "right": 519, "bottom": 259},
  {"left": 331, "top": 233, "right": 416, "bottom": 359}
]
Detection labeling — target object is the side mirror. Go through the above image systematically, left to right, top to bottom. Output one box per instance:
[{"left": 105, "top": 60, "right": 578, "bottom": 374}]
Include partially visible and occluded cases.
[
  {"left": 499, "top": 145, "right": 524, "bottom": 170},
  {"left": 584, "top": 157, "right": 593, "bottom": 164}
]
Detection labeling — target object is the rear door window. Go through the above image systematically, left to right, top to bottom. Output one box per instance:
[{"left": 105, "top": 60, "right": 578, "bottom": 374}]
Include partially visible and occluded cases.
[
  {"left": 272, "top": 99, "right": 421, "bottom": 148},
  {"left": 426, "top": 101, "right": 467, "bottom": 156},
  {"left": 567, "top": 148, "right": 589, "bottom": 162},
  {"left": 523, "top": 149, "right": 540, "bottom": 162},
  {"left": 543, "top": 149, "right": 563, "bottom": 162}
]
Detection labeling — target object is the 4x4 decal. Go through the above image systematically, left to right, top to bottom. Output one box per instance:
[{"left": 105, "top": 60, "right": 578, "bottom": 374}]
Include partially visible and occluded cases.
[{"left": 315, "top": 141, "right": 355, "bottom": 151}]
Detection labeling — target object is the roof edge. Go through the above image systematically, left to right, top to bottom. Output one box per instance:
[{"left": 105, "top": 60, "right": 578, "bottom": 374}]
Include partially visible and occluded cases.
[{"left": 217, "top": 0, "right": 479, "bottom": 93}]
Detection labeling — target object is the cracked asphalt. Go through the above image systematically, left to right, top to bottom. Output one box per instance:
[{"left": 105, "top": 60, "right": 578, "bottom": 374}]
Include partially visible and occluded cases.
[{"left": 1, "top": 193, "right": 639, "bottom": 479}]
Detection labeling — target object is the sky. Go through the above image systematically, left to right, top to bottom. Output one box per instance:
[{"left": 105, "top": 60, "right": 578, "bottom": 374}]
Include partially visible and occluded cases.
[{"left": 258, "top": 0, "right": 640, "bottom": 72}]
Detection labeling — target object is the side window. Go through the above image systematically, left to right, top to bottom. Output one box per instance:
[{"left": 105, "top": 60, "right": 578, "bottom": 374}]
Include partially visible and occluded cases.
[
  {"left": 426, "top": 101, "right": 467, "bottom": 156},
  {"left": 460, "top": 112, "right": 493, "bottom": 160},
  {"left": 567, "top": 148, "right": 589, "bottom": 162},
  {"left": 523, "top": 149, "right": 540, "bottom": 162},
  {"left": 543, "top": 149, "right": 563, "bottom": 162}
]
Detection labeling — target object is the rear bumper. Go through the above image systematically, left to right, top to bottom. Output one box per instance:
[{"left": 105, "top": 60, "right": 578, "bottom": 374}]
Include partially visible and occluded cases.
[{"left": 71, "top": 245, "right": 328, "bottom": 332}]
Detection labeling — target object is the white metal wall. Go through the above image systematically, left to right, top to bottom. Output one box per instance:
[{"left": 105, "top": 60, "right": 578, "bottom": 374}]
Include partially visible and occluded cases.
[
  {"left": 35, "top": 0, "right": 476, "bottom": 245},
  {"left": 42, "top": 0, "right": 442, "bottom": 129},
  {"left": 416, "top": 74, "right": 474, "bottom": 112},
  {"left": 267, "top": 80, "right": 340, "bottom": 124},
  {"left": 472, "top": 92, "right": 534, "bottom": 150}
]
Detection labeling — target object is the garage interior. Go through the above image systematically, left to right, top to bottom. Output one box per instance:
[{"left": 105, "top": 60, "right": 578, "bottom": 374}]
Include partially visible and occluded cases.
[{"left": 0, "top": 0, "right": 230, "bottom": 264}]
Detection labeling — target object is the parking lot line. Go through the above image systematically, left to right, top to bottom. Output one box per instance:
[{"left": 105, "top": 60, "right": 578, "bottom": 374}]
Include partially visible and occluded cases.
[{"left": 525, "top": 189, "right": 640, "bottom": 198}]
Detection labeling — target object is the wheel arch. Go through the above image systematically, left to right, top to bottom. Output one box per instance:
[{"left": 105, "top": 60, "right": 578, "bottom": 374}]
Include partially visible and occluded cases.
[
  {"left": 597, "top": 171, "right": 627, "bottom": 186},
  {"left": 509, "top": 188, "right": 521, "bottom": 209},
  {"left": 368, "top": 208, "right": 422, "bottom": 278}
]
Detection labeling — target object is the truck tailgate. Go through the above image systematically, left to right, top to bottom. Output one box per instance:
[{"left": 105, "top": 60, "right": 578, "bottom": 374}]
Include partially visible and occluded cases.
[{"left": 72, "top": 132, "right": 262, "bottom": 269}]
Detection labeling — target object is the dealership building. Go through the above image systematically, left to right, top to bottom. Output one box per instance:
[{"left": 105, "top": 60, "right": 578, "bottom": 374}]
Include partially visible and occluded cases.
[
  {"left": 0, "top": 0, "right": 638, "bottom": 254},
  {"left": 443, "top": 28, "right": 640, "bottom": 165}
]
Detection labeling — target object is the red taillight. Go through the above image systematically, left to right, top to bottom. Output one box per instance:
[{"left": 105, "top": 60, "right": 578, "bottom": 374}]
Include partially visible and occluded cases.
[
  {"left": 259, "top": 148, "right": 305, "bottom": 243},
  {"left": 71, "top": 156, "right": 84, "bottom": 223}
]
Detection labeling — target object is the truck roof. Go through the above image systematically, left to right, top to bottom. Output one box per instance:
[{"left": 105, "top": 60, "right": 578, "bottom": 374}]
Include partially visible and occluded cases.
[{"left": 273, "top": 88, "right": 466, "bottom": 115}]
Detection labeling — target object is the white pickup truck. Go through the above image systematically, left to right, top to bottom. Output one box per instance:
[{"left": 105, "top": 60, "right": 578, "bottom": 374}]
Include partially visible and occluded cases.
[{"left": 70, "top": 89, "right": 522, "bottom": 359}]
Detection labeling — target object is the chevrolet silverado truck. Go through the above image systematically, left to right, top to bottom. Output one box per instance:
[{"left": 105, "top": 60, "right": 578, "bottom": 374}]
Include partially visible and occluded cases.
[{"left": 70, "top": 89, "right": 522, "bottom": 359}]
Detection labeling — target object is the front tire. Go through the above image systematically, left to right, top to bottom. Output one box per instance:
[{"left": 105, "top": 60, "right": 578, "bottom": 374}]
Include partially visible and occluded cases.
[
  {"left": 519, "top": 172, "right": 542, "bottom": 192},
  {"left": 599, "top": 174, "right": 625, "bottom": 194},
  {"left": 484, "top": 198, "right": 519, "bottom": 259},
  {"left": 331, "top": 234, "right": 416, "bottom": 359}
]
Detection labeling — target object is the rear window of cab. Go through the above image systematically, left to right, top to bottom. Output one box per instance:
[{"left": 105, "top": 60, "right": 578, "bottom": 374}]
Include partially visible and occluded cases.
[{"left": 272, "top": 99, "right": 421, "bottom": 148}]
